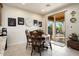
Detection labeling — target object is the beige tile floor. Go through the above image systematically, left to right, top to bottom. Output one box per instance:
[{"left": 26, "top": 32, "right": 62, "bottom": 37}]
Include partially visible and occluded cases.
[{"left": 4, "top": 43, "right": 79, "bottom": 56}]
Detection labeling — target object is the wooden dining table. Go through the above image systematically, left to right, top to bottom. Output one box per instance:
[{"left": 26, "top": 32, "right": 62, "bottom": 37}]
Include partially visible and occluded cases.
[
  {"left": 28, "top": 30, "right": 52, "bottom": 55},
  {"left": 30, "top": 34, "right": 49, "bottom": 50}
]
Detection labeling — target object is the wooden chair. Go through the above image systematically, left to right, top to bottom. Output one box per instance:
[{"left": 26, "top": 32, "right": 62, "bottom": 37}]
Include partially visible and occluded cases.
[
  {"left": 25, "top": 30, "right": 32, "bottom": 49},
  {"left": 30, "top": 31, "right": 45, "bottom": 56},
  {"left": 41, "top": 34, "right": 52, "bottom": 50},
  {"left": 45, "top": 35, "right": 52, "bottom": 50},
  {"left": 31, "top": 36, "right": 45, "bottom": 56}
]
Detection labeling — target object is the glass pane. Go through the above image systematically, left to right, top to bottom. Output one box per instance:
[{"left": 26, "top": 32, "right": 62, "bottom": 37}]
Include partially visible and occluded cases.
[
  {"left": 48, "top": 21, "right": 53, "bottom": 36},
  {"left": 55, "top": 21, "right": 65, "bottom": 37}
]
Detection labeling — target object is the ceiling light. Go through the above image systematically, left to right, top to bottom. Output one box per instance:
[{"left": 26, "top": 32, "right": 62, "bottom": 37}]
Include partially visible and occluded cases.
[
  {"left": 22, "top": 3, "right": 25, "bottom": 5},
  {"left": 41, "top": 9, "right": 45, "bottom": 12}
]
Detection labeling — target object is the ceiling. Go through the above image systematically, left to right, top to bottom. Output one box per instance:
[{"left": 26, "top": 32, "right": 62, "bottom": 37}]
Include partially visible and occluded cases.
[
  {"left": 5, "top": 3, "right": 71, "bottom": 15},
  {"left": 48, "top": 12, "right": 64, "bottom": 21}
]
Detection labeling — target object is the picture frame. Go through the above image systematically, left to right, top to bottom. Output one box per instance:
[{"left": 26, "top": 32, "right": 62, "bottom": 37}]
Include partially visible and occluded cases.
[
  {"left": 18, "top": 17, "right": 24, "bottom": 25},
  {"left": 8, "top": 18, "right": 16, "bottom": 26},
  {"left": 33, "top": 20, "right": 38, "bottom": 26},
  {"left": 39, "top": 21, "right": 42, "bottom": 27}
]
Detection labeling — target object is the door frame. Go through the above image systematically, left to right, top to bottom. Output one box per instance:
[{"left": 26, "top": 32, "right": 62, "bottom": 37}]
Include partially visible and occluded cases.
[{"left": 45, "top": 10, "right": 67, "bottom": 40}]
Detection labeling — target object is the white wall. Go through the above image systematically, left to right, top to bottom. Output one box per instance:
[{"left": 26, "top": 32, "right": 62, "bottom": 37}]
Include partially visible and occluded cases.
[
  {"left": 3, "top": 3, "right": 79, "bottom": 46},
  {"left": 2, "top": 4, "right": 43, "bottom": 46},
  {"left": 45, "top": 4, "right": 79, "bottom": 38},
  {"left": 65, "top": 4, "right": 79, "bottom": 37}
]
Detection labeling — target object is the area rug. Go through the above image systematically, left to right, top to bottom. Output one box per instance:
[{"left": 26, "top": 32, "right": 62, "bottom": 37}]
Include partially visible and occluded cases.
[{"left": 51, "top": 41, "right": 65, "bottom": 47}]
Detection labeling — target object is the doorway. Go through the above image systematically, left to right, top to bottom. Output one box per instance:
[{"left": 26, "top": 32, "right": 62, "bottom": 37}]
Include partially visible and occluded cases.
[{"left": 48, "top": 12, "right": 66, "bottom": 46}]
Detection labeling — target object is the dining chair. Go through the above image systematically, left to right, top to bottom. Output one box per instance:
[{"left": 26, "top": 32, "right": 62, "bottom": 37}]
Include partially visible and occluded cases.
[
  {"left": 25, "top": 30, "right": 32, "bottom": 49},
  {"left": 30, "top": 31, "right": 45, "bottom": 56},
  {"left": 42, "top": 34, "right": 52, "bottom": 50},
  {"left": 31, "top": 36, "right": 45, "bottom": 56}
]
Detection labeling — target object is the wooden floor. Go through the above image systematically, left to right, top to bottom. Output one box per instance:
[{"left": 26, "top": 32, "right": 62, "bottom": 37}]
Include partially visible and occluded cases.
[{"left": 4, "top": 43, "right": 79, "bottom": 56}]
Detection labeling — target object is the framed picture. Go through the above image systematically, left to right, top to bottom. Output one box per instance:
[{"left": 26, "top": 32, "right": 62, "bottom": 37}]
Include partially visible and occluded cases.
[
  {"left": 18, "top": 17, "right": 24, "bottom": 25},
  {"left": 8, "top": 18, "right": 16, "bottom": 26},
  {"left": 33, "top": 20, "right": 38, "bottom": 26},
  {"left": 39, "top": 21, "right": 42, "bottom": 27}
]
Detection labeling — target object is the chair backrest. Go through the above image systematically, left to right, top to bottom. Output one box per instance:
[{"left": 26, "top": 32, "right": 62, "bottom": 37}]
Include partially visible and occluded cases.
[
  {"left": 25, "top": 30, "right": 30, "bottom": 41},
  {"left": 25, "top": 30, "right": 28, "bottom": 34},
  {"left": 29, "top": 30, "right": 45, "bottom": 46},
  {"left": 30, "top": 33, "right": 44, "bottom": 46},
  {"left": 31, "top": 36, "right": 42, "bottom": 46}
]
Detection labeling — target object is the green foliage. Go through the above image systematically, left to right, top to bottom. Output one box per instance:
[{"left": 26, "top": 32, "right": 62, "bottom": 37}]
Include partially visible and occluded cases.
[
  {"left": 56, "top": 23, "right": 62, "bottom": 33},
  {"left": 48, "top": 24, "right": 52, "bottom": 30}
]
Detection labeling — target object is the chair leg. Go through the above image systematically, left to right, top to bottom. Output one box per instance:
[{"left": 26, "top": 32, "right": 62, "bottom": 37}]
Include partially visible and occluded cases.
[
  {"left": 49, "top": 42, "right": 52, "bottom": 50},
  {"left": 26, "top": 43, "right": 28, "bottom": 49},
  {"left": 31, "top": 47, "right": 33, "bottom": 56},
  {"left": 38, "top": 47, "right": 41, "bottom": 56},
  {"left": 40, "top": 51, "right": 41, "bottom": 56}
]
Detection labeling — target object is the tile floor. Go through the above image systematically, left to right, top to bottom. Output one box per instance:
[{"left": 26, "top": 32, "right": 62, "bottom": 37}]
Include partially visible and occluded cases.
[{"left": 4, "top": 43, "right": 79, "bottom": 56}]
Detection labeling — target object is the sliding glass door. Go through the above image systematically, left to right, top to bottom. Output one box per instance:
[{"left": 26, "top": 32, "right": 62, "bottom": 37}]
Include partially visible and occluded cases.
[
  {"left": 48, "top": 11, "right": 66, "bottom": 46},
  {"left": 55, "top": 19, "right": 65, "bottom": 43},
  {"left": 48, "top": 20, "right": 54, "bottom": 39}
]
